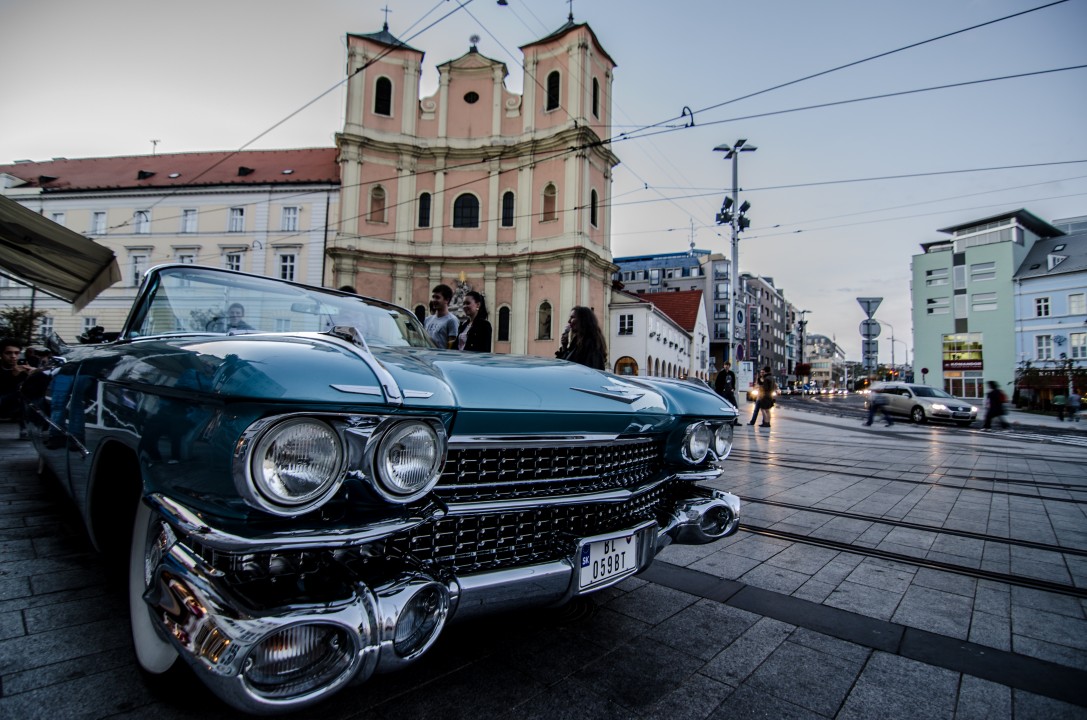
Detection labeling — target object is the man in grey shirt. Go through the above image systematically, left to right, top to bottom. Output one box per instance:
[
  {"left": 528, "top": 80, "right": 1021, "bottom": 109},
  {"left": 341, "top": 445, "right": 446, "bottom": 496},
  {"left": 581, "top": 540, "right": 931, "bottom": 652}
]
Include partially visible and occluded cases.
[{"left": 425, "top": 284, "right": 458, "bottom": 348}]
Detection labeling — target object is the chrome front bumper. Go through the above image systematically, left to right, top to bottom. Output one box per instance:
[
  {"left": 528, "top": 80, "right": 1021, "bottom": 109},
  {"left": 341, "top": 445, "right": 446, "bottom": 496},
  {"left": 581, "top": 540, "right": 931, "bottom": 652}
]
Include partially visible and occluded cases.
[{"left": 141, "top": 487, "right": 740, "bottom": 714}]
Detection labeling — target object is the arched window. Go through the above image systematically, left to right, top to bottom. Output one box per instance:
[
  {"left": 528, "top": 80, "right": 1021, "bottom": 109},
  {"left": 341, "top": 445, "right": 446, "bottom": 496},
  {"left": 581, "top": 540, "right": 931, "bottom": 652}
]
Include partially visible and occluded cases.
[
  {"left": 545, "top": 71, "right": 560, "bottom": 111},
  {"left": 374, "top": 77, "right": 392, "bottom": 116},
  {"left": 592, "top": 78, "right": 600, "bottom": 118},
  {"left": 542, "top": 183, "right": 557, "bottom": 222},
  {"left": 369, "top": 185, "right": 386, "bottom": 223},
  {"left": 590, "top": 189, "right": 599, "bottom": 227},
  {"left": 501, "top": 191, "right": 515, "bottom": 227},
  {"left": 418, "top": 192, "right": 431, "bottom": 228},
  {"left": 452, "top": 194, "right": 480, "bottom": 228},
  {"left": 537, "top": 301, "right": 552, "bottom": 340},
  {"left": 498, "top": 306, "right": 511, "bottom": 342},
  {"left": 614, "top": 356, "right": 638, "bottom": 376},
  {"left": 646, "top": 356, "right": 654, "bottom": 377}
]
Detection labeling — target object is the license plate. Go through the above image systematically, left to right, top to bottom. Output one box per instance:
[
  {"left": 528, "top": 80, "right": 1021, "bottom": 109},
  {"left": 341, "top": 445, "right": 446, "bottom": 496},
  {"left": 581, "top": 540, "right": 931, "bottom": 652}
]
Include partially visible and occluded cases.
[{"left": 578, "top": 530, "right": 642, "bottom": 591}]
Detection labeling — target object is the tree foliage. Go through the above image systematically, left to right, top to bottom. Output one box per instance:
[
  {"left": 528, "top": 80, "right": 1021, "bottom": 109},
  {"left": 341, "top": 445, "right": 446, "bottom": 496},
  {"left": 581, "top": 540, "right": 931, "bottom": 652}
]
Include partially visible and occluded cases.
[{"left": 0, "top": 305, "right": 49, "bottom": 345}]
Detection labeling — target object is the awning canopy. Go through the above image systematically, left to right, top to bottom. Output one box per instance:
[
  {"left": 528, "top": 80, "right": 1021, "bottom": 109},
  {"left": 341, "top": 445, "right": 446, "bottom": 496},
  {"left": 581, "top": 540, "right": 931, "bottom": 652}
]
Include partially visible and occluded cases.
[{"left": 0, "top": 194, "right": 120, "bottom": 311}]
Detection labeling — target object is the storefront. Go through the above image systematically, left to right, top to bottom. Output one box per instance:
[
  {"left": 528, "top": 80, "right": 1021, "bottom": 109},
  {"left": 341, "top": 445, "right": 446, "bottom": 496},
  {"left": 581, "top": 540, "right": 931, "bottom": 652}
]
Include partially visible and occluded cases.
[{"left": 943, "top": 333, "right": 984, "bottom": 398}]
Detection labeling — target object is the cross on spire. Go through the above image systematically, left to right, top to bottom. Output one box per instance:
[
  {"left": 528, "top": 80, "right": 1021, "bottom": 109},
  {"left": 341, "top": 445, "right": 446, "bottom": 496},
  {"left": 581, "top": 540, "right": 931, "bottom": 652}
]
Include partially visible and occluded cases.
[
  {"left": 567, "top": 0, "right": 574, "bottom": 21},
  {"left": 381, "top": 5, "right": 392, "bottom": 30}
]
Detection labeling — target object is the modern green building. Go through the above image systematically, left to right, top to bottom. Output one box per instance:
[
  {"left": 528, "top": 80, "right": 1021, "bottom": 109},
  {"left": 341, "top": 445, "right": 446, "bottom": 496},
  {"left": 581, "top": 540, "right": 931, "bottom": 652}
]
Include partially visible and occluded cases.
[{"left": 910, "top": 210, "right": 1064, "bottom": 399}]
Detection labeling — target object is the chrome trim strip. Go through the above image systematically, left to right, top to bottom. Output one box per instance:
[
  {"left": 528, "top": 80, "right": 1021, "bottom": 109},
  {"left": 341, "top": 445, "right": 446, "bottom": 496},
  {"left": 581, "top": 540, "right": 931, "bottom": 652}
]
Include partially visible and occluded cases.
[
  {"left": 313, "top": 328, "right": 402, "bottom": 405},
  {"left": 330, "top": 384, "right": 382, "bottom": 396},
  {"left": 571, "top": 387, "right": 642, "bottom": 403},
  {"left": 448, "top": 432, "right": 621, "bottom": 447},
  {"left": 148, "top": 493, "right": 446, "bottom": 553}
]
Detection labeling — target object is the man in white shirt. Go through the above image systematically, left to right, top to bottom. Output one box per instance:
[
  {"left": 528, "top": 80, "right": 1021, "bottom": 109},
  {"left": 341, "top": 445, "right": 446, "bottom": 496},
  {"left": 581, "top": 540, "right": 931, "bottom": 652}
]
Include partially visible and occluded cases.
[{"left": 425, "top": 284, "right": 458, "bottom": 349}]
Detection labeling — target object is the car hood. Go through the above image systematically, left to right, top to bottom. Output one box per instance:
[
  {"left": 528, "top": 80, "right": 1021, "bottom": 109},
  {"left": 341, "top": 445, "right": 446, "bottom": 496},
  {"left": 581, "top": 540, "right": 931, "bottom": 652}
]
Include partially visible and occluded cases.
[{"left": 93, "top": 334, "right": 728, "bottom": 420}]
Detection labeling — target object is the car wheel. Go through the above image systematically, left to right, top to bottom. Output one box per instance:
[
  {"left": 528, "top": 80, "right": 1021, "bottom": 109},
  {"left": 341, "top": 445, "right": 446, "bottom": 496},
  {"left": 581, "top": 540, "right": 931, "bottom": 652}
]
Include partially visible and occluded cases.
[
  {"left": 910, "top": 406, "right": 926, "bottom": 424},
  {"left": 129, "top": 499, "right": 179, "bottom": 674}
]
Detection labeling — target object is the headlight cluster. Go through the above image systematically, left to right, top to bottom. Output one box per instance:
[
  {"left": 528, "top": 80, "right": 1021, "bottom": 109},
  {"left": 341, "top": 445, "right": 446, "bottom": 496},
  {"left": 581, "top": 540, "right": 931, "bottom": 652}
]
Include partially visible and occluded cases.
[
  {"left": 240, "top": 415, "right": 448, "bottom": 515},
  {"left": 681, "top": 421, "right": 734, "bottom": 464}
]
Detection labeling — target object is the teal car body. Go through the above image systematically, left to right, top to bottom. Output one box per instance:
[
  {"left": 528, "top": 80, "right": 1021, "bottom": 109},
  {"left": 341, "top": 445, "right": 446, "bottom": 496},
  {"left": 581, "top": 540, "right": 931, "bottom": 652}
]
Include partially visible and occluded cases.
[{"left": 30, "top": 264, "right": 740, "bottom": 714}]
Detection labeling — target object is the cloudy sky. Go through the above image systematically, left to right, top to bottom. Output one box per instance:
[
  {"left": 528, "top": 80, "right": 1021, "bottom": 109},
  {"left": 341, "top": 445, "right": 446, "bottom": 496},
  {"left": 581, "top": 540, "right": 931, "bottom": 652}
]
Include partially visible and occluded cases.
[{"left": 2, "top": 0, "right": 1085, "bottom": 362}]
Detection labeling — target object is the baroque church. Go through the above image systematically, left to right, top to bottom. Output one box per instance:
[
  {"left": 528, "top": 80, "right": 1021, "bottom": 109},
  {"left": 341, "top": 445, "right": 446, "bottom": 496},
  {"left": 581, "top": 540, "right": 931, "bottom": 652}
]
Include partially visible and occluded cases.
[{"left": 328, "top": 14, "right": 619, "bottom": 358}]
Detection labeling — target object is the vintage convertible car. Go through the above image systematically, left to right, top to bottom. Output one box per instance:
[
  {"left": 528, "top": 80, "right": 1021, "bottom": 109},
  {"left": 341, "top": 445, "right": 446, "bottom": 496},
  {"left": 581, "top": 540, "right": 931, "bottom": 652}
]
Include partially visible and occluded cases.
[{"left": 28, "top": 264, "right": 740, "bottom": 714}]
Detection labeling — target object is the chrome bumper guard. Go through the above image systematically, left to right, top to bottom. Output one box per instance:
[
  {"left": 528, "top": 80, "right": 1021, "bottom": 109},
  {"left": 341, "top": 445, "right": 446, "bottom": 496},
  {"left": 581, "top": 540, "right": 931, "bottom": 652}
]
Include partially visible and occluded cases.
[{"left": 142, "top": 487, "right": 740, "bottom": 713}]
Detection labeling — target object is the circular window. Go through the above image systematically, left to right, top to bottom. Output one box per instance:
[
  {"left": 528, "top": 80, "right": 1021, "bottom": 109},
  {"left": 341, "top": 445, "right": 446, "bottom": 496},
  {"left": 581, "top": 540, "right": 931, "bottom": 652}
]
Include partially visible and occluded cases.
[{"left": 464, "top": 91, "right": 479, "bottom": 104}]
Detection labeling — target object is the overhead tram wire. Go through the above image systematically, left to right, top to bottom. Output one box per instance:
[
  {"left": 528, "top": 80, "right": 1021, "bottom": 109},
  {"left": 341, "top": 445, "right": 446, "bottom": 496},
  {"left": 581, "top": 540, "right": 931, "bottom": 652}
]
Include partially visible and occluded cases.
[{"left": 614, "top": 0, "right": 1071, "bottom": 141}]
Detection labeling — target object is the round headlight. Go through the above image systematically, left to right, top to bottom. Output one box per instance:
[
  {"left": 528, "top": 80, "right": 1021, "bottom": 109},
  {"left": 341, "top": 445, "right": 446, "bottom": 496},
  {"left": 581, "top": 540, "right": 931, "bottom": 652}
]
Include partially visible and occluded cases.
[
  {"left": 249, "top": 418, "right": 343, "bottom": 514},
  {"left": 374, "top": 421, "right": 444, "bottom": 502},
  {"left": 682, "top": 422, "right": 713, "bottom": 464},
  {"left": 713, "top": 423, "right": 733, "bottom": 460},
  {"left": 244, "top": 623, "right": 356, "bottom": 699}
]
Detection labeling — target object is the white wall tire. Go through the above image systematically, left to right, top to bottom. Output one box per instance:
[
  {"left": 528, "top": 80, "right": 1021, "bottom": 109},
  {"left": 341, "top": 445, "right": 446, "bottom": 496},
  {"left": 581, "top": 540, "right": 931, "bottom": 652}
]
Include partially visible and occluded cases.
[{"left": 129, "top": 499, "right": 179, "bottom": 674}]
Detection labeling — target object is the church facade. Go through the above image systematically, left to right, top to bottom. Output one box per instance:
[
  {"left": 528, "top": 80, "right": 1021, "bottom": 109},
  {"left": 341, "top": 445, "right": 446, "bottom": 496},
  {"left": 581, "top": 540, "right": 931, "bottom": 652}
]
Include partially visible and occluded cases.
[{"left": 328, "top": 17, "right": 619, "bottom": 358}]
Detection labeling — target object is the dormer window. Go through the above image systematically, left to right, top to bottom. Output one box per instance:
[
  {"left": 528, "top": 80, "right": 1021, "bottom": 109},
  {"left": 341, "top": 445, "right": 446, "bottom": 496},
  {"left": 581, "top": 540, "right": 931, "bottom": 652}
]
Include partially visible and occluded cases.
[{"left": 374, "top": 77, "right": 392, "bottom": 116}]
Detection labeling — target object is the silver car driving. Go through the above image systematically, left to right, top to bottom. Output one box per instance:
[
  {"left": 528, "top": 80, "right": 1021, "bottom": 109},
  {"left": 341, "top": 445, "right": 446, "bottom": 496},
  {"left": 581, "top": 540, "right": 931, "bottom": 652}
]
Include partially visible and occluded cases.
[{"left": 867, "top": 382, "right": 978, "bottom": 426}]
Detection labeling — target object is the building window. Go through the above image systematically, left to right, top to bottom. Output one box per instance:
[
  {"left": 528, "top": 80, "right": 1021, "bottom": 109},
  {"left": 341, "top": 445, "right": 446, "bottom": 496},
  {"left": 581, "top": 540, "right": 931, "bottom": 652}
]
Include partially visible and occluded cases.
[
  {"left": 545, "top": 71, "right": 560, "bottom": 111},
  {"left": 374, "top": 77, "right": 392, "bottom": 116},
  {"left": 592, "top": 78, "right": 600, "bottom": 118},
  {"left": 542, "top": 184, "right": 557, "bottom": 222},
  {"left": 369, "top": 186, "right": 386, "bottom": 223},
  {"left": 590, "top": 189, "right": 599, "bottom": 227},
  {"left": 501, "top": 191, "right": 515, "bottom": 227},
  {"left": 418, "top": 192, "right": 431, "bottom": 228},
  {"left": 452, "top": 194, "right": 479, "bottom": 228},
  {"left": 281, "top": 206, "right": 299, "bottom": 232},
  {"left": 228, "top": 208, "right": 245, "bottom": 233},
  {"left": 181, "top": 209, "right": 197, "bottom": 233},
  {"left": 134, "top": 210, "right": 150, "bottom": 234},
  {"left": 91, "top": 211, "right": 106, "bottom": 235},
  {"left": 51, "top": 212, "right": 65, "bottom": 226},
  {"left": 176, "top": 251, "right": 196, "bottom": 264},
  {"left": 224, "top": 252, "right": 243, "bottom": 272},
  {"left": 130, "top": 253, "right": 148, "bottom": 286},
  {"left": 279, "top": 253, "right": 297, "bottom": 282},
  {"left": 970, "top": 261, "right": 995, "bottom": 282},
  {"left": 953, "top": 265, "right": 966, "bottom": 290},
  {"left": 650, "top": 268, "right": 660, "bottom": 286},
  {"left": 924, "top": 268, "right": 948, "bottom": 286},
  {"left": 971, "top": 292, "right": 997, "bottom": 312},
  {"left": 1069, "top": 293, "right": 1085, "bottom": 315},
  {"left": 953, "top": 295, "right": 967, "bottom": 319},
  {"left": 926, "top": 297, "right": 950, "bottom": 315},
  {"left": 1035, "top": 297, "right": 1050, "bottom": 317},
  {"left": 537, "top": 301, "right": 552, "bottom": 341},
  {"left": 498, "top": 306, "right": 511, "bottom": 342},
  {"left": 619, "top": 314, "right": 633, "bottom": 335},
  {"left": 38, "top": 316, "right": 54, "bottom": 342},
  {"left": 83, "top": 317, "right": 98, "bottom": 332},
  {"left": 275, "top": 318, "right": 292, "bottom": 332},
  {"left": 1070, "top": 333, "right": 1086, "bottom": 360},
  {"left": 1036, "top": 335, "right": 1053, "bottom": 360}
]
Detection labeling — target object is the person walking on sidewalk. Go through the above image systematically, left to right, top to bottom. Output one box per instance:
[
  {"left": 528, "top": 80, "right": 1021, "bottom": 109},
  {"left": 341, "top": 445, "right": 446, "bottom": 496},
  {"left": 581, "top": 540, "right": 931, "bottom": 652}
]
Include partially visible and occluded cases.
[
  {"left": 714, "top": 362, "right": 740, "bottom": 426},
  {"left": 747, "top": 366, "right": 775, "bottom": 427},
  {"left": 982, "top": 380, "right": 1010, "bottom": 431},
  {"left": 865, "top": 389, "right": 894, "bottom": 427},
  {"left": 1069, "top": 389, "right": 1081, "bottom": 423},
  {"left": 1054, "top": 392, "right": 1067, "bottom": 421}
]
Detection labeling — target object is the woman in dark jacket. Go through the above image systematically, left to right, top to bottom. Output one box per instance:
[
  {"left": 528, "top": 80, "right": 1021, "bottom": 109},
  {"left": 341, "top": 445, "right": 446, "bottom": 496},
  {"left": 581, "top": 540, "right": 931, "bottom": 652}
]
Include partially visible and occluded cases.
[
  {"left": 457, "top": 291, "right": 492, "bottom": 352},
  {"left": 556, "top": 306, "right": 607, "bottom": 370}
]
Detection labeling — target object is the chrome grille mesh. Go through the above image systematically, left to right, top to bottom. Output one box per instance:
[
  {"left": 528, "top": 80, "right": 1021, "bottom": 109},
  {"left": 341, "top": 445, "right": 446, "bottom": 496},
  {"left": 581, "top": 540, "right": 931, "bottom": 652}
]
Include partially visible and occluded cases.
[
  {"left": 435, "top": 437, "right": 665, "bottom": 503},
  {"left": 389, "top": 481, "right": 678, "bottom": 574}
]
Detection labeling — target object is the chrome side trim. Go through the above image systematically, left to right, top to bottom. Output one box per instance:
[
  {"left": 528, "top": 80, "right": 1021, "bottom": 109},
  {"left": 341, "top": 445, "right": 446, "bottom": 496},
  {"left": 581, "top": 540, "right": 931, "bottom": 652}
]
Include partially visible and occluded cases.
[
  {"left": 317, "top": 327, "right": 402, "bottom": 405},
  {"left": 330, "top": 384, "right": 382, "bottom": 396},
  {"left": 571, "top": 387, "right": 642, "bottom": 403},
  {"left": 448, "top": 433, "right": 621, "bottom": 447},
  {"left": 148, "top": 493, "right": 446, "bottom": 553}
]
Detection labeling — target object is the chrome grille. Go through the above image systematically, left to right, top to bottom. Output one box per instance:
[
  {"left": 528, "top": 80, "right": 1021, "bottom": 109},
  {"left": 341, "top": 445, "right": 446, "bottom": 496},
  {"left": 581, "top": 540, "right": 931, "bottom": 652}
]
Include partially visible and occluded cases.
[
  {"left": 436, "top": 437, "right": 665, "bottom": 503},
  {"left": 390, "top": 481, "right": 679, "bottom": 574}
]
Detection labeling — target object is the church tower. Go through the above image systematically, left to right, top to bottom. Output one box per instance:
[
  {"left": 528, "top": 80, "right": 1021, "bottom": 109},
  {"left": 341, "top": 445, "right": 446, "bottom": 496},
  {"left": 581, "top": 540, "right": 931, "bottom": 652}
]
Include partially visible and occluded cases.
[{"left": 329, "top": 13, "right": 619, "bottom": 358}]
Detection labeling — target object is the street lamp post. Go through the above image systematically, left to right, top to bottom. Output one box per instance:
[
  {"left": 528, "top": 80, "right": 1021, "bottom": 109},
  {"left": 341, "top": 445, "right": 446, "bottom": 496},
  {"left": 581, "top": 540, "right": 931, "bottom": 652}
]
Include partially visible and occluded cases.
[
  {"left": 714, "top": 140, "right": 756, "bottom": 368},
  {"left": 797, "top": 309, "right": 811, "bottom": 378},
  {"left": 877, "top": 319, "right": 904, "bottom": 380}
]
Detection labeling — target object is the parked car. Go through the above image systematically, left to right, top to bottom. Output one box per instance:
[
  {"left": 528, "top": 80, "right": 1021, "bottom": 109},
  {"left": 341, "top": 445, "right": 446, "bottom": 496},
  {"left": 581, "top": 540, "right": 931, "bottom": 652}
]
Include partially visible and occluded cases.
[
  {"left": 25, "top": 264, "right": 742, "bottom": 714},
  {"left": 866, "top": 381, "right": 978, "bottom": 426}
]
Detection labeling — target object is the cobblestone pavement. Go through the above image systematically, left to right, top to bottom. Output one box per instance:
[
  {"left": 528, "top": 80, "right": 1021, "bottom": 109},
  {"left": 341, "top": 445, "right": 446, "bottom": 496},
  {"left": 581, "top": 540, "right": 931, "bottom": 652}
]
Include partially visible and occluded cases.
[{"left": 1, "top": 408, "right": 1085, "bottom": 719}]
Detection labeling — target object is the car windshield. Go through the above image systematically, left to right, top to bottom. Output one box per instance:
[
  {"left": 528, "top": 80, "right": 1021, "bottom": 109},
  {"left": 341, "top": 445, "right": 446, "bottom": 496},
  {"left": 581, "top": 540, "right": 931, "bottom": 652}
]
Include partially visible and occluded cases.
[
  {"left": 123, "top": 265, "right": 434, "bottom": 348},
  {"left": 910, "top": 385, "right": 953, "bottom": 398}
]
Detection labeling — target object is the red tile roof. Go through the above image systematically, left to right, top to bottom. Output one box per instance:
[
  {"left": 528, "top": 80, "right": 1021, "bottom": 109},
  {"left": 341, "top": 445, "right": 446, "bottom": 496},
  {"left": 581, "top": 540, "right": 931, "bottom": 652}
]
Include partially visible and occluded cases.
[
  {"left": 0, "top": 148, "right": 339, "bottom": 192},
  {"left": 647, "top": 289, "right": 704, "bottom": 332}
]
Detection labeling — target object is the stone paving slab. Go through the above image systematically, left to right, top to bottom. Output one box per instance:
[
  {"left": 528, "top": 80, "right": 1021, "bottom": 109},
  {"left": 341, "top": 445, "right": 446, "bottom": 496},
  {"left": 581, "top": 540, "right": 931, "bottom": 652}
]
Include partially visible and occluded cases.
[{"left": 2, "top": 410, "right": 1087, "bottom": 718}]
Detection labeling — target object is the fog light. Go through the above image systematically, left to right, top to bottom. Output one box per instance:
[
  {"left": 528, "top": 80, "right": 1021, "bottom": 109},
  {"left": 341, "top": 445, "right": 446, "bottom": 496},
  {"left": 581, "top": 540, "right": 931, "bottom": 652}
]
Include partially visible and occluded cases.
[
  {"left": 699, "top": 505, "right": 734, "bottom": 537},
  {"left": 393, "top": 584, "right": 448, "bottom": 659},
  {"left": 244, "top": 624, "right": 355, "bottom": 699}
]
